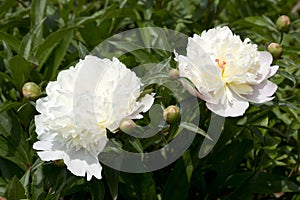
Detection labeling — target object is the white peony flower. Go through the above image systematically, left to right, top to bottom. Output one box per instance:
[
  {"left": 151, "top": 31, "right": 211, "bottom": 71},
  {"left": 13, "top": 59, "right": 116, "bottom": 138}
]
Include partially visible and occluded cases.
[
  {"left": 175, "top": 26, "right": 278, "bottom": 117},
  {"left": 33, "top": 55, "right": 154, "bottom": 180}
]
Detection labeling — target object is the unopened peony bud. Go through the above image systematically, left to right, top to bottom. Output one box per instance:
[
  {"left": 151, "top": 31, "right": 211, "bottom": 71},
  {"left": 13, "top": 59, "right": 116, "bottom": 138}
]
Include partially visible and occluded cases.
[
  {"left": 276, "top": 15, "right": 291, "bottom": 32},
  {"left": 268, "top": 43, "right": 283, "bottom": 60},
  {"left": 169, "top": 68, "right": 179, "bottom": 79},
  {"left": 22, "top": 82, "right": 41, "bottom": 100},
  {"left": 163, "top": 105, "right": 180, "bottom": 124},
  {"left": 119, "top": 118, "right": 136, "bottom": 133},
  {"left": 53, "top": 159, "right": 65, "bottom": 167}
]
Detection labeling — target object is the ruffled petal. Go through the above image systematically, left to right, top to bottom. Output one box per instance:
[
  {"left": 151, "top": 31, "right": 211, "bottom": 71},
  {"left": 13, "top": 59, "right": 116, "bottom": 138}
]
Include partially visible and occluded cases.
[
  {"left": 255, "top": 51, "right": 279, "bottom": 83},
  {"left": 244, "top": 80, "right": 278, "bottom": 103},
  {"left": 206, "top": 98, "right": 249, "bottom": 117},
  {"left": 34, "top": 140, "right": 104, "bottom": 181}
]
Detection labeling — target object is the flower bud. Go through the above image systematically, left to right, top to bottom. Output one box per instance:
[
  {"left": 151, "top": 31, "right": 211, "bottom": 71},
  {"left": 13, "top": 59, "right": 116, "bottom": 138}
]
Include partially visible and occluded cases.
[
  {"left": 276, "top": 15, "right": 291, "bottom": 32},
  {"left": 267, "top": 43, "right": 283, "bottom": 60},
  {"left": 169, "top": 68, "right": 179, "bottom": 79},
  {"left": 22, "top": 82, "right": 41, "bottom": 100},
  {"left": 163, "top": 105, "right": 180, "bottom": 124},
  {"left": 119, "top": 118, "right": 136, "bottom": 133},
  {"left": 53, "top": 159, "right": 65, "bottom": 167},
  {"left": 0, "top": 197, "right": 7, "bottom": 200}
]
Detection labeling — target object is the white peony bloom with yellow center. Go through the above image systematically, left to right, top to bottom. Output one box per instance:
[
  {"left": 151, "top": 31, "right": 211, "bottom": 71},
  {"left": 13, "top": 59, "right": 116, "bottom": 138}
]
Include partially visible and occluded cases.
[
  {"left": 175, "top": 26, "right": 278, "bottom": 117},
  {"left": 33, "top": 55, "right": 154, "bottom": 180}
]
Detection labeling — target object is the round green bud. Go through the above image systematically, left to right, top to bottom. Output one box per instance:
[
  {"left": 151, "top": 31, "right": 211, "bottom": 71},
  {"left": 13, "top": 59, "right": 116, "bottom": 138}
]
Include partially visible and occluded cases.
[
  {"left": 276, "top": 15, "right": 291, "bottom": 32},
  {"left": 267, "top": 43, "right": 283, "bottom": 60},
  {"left": 169, "top": 68, "right": 179, "bottom": 79},
  {"left": 22, "top": 82, "right": 41, "bottom": 100},
  {"left": 163, "top": 105, "right": 180, "bottom": 124},
  {"left": 119, "top": 118, "right": 136, "bottom": 133},
  {"left": 53, "top": 159, "right": 65, "bottom": 167}
]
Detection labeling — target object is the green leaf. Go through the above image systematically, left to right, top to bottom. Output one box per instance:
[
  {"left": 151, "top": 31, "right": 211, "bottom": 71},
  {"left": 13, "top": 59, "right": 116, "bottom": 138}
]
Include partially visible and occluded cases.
[
  {"left": 0, "top": 0, "right": 15, "bottom": 18},
  {"left": 31, "top": 0, "right": 47, "bottom": 26},
  {"left": 244, "top": 16, "right": 276, "bottom": 31},
  {"left": 18, "top": 19, "right": 45, "bottom": 63},
  {"left": 35, "top": 26, "right": 76, "bottom": 68},
  {"left": 43, "top": 30, "right": 73, "bottom": 80},
  {"left": 0, "top": 31, "right": 21, "bottom": 52},
  {"left": 2, "top": 41, "right": 13, "bottom": 68},
  {"left": 78, "top": 42, "right": 89, "bottom": 59},
  {"left": 8, "top": 55, "right": 33, "bottom": 91},
  {"left": 277, "top": 70, "right": 296, "bottom": 86},
  {"left": 0, "top": 101, "right": 21, "bottom": 115},
  {"left": 272, "top": 107, "right": 292, "bottom": 125},
  {"left": 0, "top": 111, "right": 32, "bottom": 171},
  {"left": 180, "top": 122, "right": 211, "bottom": 140},
  {"left": 129, "top": 137, "right": 144, "bottom": 153},
  {"left": 204, "top": 139, "right": 253, "bottom": 197},
  {"left": 162, "top": 151, "right": 193, "bottom": 200},
  {"left": 0, "top": 157, "right": 23, "bottom": 180},
  {"left": 31, "top": 165, "right": 44, "bottom": 200},
  {"left": 104, "top": 166, "right": 119, "bottom": 200},
  {"left": 20, "top": 169, "right": 30, "bottom": 197},
  {"left": 120, "top": 172, "right": 156, "bottom": 200},
  {"left": 227, "top": 172, "right": 300, "bottom": 198},
  {"left": 4, "top": 176, "right": 26, "bottom": 200},
  {"left": 0, "top": 177, "right": 8, "bottom": 196},
  {"left": 89, "top": 179, "right": 105, "bottom": 200}
]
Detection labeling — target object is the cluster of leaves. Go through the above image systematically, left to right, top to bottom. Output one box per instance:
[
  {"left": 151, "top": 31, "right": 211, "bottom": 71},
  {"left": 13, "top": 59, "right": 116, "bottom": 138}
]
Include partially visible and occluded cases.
[{"left": 0, "top": 0, "right": 299, "bottom": 199}]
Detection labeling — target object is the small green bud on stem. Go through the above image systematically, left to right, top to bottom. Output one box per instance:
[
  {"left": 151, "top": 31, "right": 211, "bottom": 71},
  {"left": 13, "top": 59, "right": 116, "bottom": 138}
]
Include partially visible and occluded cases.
[
  {"left": 276, "top": 15, "right": 291, "bottom": 33},
  {"left": 268, "top": 43, "right": 283, "bottom": 60},
  {"left": 169, "top": 68, "right": 179, "bottom": 79},
  {"left": 22, "top": 82, "right": 41, "bottom": 100},
  {"left": 163, "top": 105, "right": 180, "bottom": 124},
  {"left": 119, "top": 118, "right": 136, "bottom": 133},
  {"left": 53, "top": 159, "right": 65, "bottom": 167}
]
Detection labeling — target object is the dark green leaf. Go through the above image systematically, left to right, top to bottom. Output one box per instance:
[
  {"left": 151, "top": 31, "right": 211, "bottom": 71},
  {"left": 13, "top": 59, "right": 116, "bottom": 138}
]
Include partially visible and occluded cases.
[
  {"left": 0, "top": 0, "right": 15, "bottom": 18},
  {"left": 31, "top": 0, "right": 47, "bottom": 26},
  {"left": 18, "top": 19, "right": 45, "bottom": 63},
  {"left": 35, "top": 26, "right": 76, "bottom": 68},
  {"left": 43, "top": 30, "right": 73, "bottom": 80},
  {"left": 0, "top": 31, "right": 20, "bottom": 52},
  {"left": 78, "top": 42, "right": 89, "bottom": 59},
  {"left": 8, "top": 55, "right": 33, "bottom": 91},
  {"left": 0, "top": 101, "right": 20, "bottom": 115},
  {"left": 180, "top": 122, "right": 211, "bottom": 140},
  {"left": 162, "top": 151, "right": 193, "bottom": 200},
  {"left": 104, "top": 166, "right": 119, "bottom": 200},
  {"left": 120, "top": 172, "right": 156, "bottom": 200},
  {"left": 227, "top": 172, "right": 300, "bottom": 197},
  {"left": 4, "top": 176, "right": 26, "bottom": 200},
  {"left": 0, "top": 177, "right": 8, "bottom": 196},
  {"left": 90, "top": 179, "right": 105, "bottom": 200}
]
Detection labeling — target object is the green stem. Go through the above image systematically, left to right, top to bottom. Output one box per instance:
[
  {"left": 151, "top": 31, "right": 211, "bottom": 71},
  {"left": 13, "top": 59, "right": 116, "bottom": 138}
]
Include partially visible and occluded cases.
[{"left": 279, "top": 32, "right": 284, "bottom": 44}]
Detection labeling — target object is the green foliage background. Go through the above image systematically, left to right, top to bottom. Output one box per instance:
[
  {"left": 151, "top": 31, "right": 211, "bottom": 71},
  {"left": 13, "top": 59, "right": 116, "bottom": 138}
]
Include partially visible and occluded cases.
[{"left": 0, "top": 0, "right": 300, "bottom": 199}]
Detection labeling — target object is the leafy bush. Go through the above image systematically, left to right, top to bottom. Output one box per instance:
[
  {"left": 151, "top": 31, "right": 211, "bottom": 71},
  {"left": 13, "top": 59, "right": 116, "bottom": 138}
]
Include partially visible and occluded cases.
[{"left": 0, "top": 0, "right": 300, "bottom": 199}]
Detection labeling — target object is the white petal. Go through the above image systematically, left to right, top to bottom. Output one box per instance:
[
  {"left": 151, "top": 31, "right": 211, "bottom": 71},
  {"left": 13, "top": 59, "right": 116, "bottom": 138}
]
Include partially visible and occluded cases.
[
  {"left": 259, "top": 51, "right": 273, "bottom": 68},
  {"left": 256, "top": 52, "right": 279, "bottom": 83},
  {"left": 267, "top": 65, "right": 279, "bottom": 78},
  {"left": 244, "top": 80, "right": 278, "bottom": 103},
  {"left": 128, "top": 94, "right": 155, "bottom": 119},
  {"left": 206, "top": 98, "right": 249, "bottom": 117},
  {"left": 34, "top": 140, "right": 103, "bottom": 181},
  {"left": 64, "top": 148, "right": 102, "bottom": 181}
]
